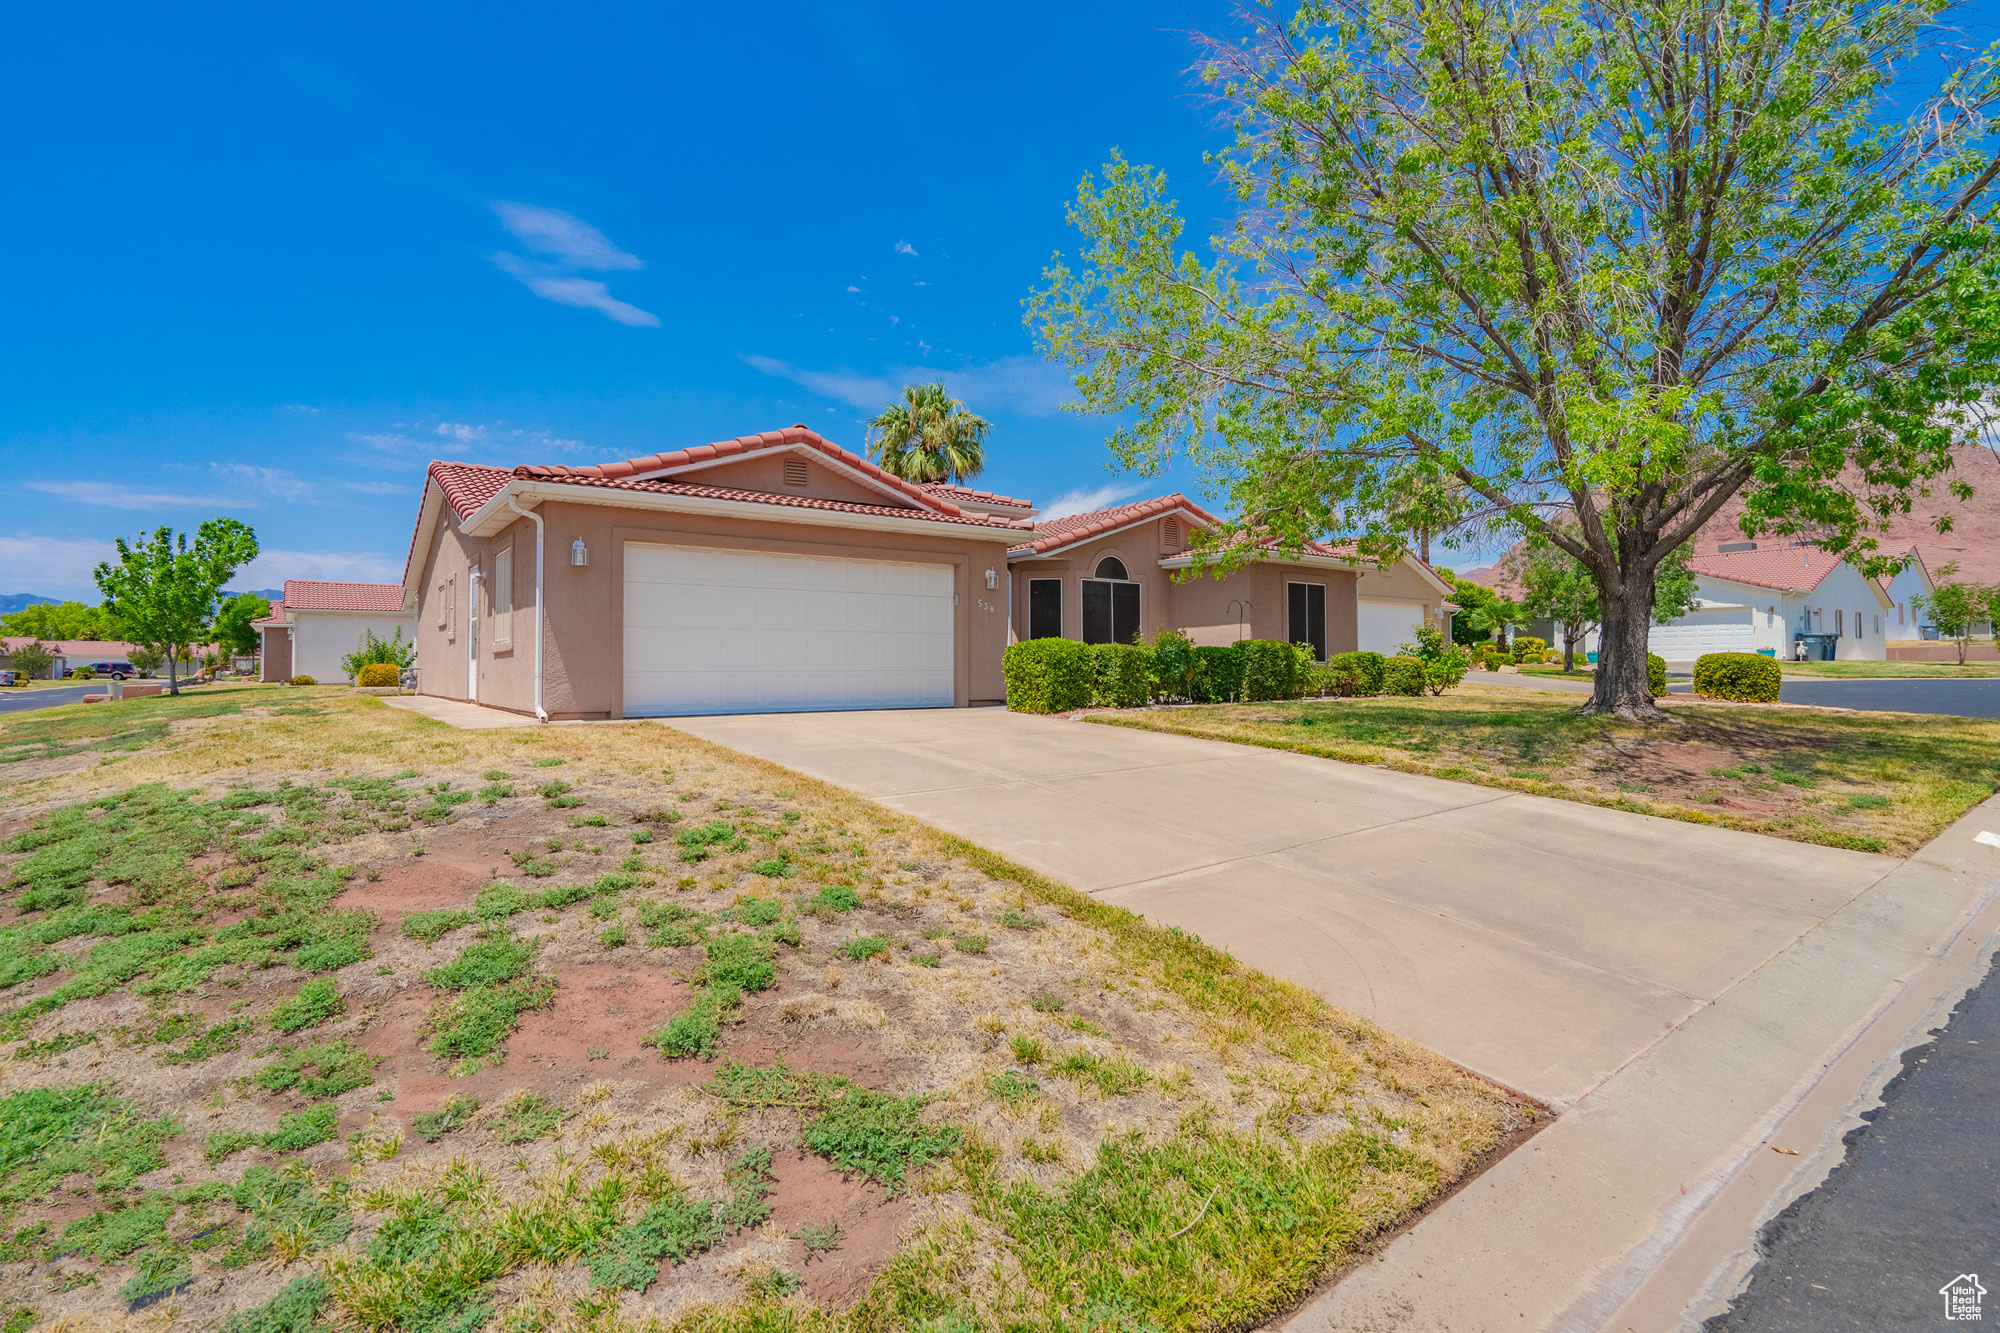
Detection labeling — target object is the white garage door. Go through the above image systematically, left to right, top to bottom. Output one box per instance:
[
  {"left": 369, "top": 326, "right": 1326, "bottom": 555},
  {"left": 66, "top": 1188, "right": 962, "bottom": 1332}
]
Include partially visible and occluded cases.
[
  {"left": 623, "top": 544, "right": 954, "bottom": 717},
  {"left": 1357, "top": 599, "right": 1428, "bottom": 654},
  {"left": 1649, "top": 607, "right": 1754, "bottom": 658}
]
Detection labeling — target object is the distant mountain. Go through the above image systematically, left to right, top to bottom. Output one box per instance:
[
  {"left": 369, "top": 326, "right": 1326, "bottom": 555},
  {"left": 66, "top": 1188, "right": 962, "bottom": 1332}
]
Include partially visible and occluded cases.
[
  {"left": 222, "top": 588, "right": 285, "bottom": 602},
  {"left": 0, "top": 594, "right": 58, "bottom": 614}
]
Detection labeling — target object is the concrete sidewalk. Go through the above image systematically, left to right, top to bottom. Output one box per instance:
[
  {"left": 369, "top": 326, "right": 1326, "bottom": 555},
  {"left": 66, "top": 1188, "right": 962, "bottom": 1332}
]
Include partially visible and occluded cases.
[
  {"left": 377, "top": 694, "right": 535, "bottom": 728},
  {"left": 669, "top": 707, "right": 2000, "bottom": 1332}
]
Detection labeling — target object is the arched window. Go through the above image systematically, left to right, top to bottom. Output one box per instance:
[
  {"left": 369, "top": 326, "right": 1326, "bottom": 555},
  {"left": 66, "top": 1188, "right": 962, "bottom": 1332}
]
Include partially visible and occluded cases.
[
  {"left": 1083, "top": 556, "right": 1139, "bottom": 643},
  {"left": 1094, "top": 556, "right": 1129, "bottom": 581}
]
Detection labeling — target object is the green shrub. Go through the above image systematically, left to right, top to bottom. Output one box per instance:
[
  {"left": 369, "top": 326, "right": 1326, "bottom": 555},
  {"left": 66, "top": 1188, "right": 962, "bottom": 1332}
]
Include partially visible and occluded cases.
[
  {"left": 1148, "top": 629, "right": 1196, "bottom": 701},
  {"left": 1512, "top": 636, "right": 1547, "bottom": 664},
  {"left": 1003, "top": 638, "right": 1094, "bottom": 713},
  {"left": 1235, "top": 639, "right": 1309, "bottom": 701},
  {"left": 1090, "top": 643, "right": 1153, "bottom": 708},
  {"left": 1189, "top": 645, "right": 1244, "bottom": 702},
  {"left": 1327, "top": 650, "right": 1386, "bottom": 696},
  {"left": 1648, "top": 652, "right": 1668, "bottom": 697},
  {"left": 1693, "top": 652, "right": 1780, "bottom": 702},
  {"left": 1383, "top": 655, "right": 1426, "bottom": 696},
  {"left": 356, "top": 663, "right": 399, "bottom": 688},
  {"left": 72, "top": 666, "right": 96, "bottom": 681},
  {"left": 289, "top": 675, "right": 315, "bottom": 686}
]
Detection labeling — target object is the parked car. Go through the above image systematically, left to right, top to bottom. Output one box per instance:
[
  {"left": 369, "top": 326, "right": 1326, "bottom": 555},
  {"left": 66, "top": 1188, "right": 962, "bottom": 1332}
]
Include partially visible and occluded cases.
[
  {"left": 69, "top": 662, "right": 136, "bottom": 680},
  {"left": 0, "top": 670, "right": 17, "bottom": 687}
]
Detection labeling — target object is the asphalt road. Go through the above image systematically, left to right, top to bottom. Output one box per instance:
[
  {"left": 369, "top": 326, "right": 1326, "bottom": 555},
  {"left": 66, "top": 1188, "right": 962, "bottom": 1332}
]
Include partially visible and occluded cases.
[
  {"left": 1476, "top": 671, "right": 2000, "bottom": 720},
  {"left": 0, "top": 684, "right": 108, "bottom": 714},
  {"left": 1708, "top": 950, "right": 2000, "bottom": 1331}
]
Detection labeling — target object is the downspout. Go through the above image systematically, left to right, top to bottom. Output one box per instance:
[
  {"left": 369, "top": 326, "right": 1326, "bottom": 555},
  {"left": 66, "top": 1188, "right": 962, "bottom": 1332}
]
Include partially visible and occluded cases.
[{"left": 504, "top": 493, "right": 549, "bottom": 722}]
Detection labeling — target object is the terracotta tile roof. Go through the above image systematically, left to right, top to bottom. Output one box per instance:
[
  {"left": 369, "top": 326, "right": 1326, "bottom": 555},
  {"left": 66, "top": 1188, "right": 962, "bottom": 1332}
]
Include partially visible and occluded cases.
[
  {"left": 516, "top": 425, "right": 972, "bottom": 516},
  {"left": 429, "top": 460, "right": 514, "bottom": 522},
  {"left": 511, "top": 470, "right": 1027, "bottom": 529},
  {"left": 919, "top": 481, "right": 1034, "bottom": 510},
  {"left": 1010, "top": 494, "right": 1222, "bottom": 554},
  {"left": 1684, "top": 545, "right": 1846, "bottom": 592},
  {"left": 281, "top": 580, "right": 409, "bottom": 612},
  {"left": 250, "top": 600, "right": 285, "bottom": 628}
]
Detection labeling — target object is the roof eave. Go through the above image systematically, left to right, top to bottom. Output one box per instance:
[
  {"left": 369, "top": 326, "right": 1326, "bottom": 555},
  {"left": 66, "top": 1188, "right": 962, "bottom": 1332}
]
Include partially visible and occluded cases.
[{"left": 461, "top": 479, "right": 1021, "bottom": 543}]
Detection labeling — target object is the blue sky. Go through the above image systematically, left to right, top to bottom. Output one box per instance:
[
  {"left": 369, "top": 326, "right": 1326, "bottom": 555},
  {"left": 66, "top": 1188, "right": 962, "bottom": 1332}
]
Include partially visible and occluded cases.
[{"left": 0, "top": 0, "right": 1242, "bottom": 599}]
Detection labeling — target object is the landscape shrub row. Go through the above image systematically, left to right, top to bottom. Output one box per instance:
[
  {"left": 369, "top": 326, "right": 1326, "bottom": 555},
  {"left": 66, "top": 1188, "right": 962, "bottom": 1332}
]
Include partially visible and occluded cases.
[
  {"left": 1003, "top": 625, "right": 1470, "bottom": 713},
  {"left": 1693, "top": 652, "right": 1781, "bottom": 702}
]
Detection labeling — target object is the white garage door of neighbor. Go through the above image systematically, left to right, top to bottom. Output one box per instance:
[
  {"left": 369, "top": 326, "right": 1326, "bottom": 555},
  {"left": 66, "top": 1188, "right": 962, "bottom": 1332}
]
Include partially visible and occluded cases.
[
  {"left": 623, "top": 544, "right": 955, "bottom": 717},
  {"left": 1357, "top": 599, "right": 1428, "bottom": 654},
  {"left": 1649, "top": 607, "right": 1754, "bottom": 658}
]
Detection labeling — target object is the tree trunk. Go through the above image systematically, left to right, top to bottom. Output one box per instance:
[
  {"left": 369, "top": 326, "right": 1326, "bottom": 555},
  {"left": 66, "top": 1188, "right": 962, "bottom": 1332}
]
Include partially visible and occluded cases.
[
  {"left": 1585, "top": 579, "right": 1668, "bottom": 720},
  {"left": 1562, "top": 625, "right": 1579, "bottom": 672},
  {"left": 167, "top": 651, "right": 179, "bottom": 698}
]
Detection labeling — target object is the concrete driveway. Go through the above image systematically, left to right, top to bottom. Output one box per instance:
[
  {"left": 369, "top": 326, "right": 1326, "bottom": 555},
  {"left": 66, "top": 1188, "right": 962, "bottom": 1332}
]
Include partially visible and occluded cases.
[{"left": 674, "top": 707, "right": 2000, "bottom": 1331}]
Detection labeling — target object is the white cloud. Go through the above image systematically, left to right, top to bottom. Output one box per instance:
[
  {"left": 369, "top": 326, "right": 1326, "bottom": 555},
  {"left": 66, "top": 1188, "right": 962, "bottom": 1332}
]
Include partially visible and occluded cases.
[
  {"left": 491, "top": 202, "right": 643, "bottom": 270},
  {"left": 894, "top": 240, "right": 918, "bottom": 256},
  {"left": 491, "top": 253, "right": 660, "bottom": 327},
  {"left": 845, "top": 285, "right": 862, "bottom": 292},
  {"left": 742, "top": 353, "right": 1072, "bottom": 418},
  {"left": 741, "top": 355, "right": 892, "bottom": 410},
  {"left": 281, "top": 403, "right": 321, "bottom": 414},
  {"left": 435, "top": 422, "right": 487, "bottom": 442},
  {"left": 210, "top": 464, "right": 312, "bottom": 502},
  {"left": 25, "top": 480, "right": 219, "bottom": 509},
  {"left": 343, "top": 480, "right": 410, "bottom": 495},
  {"left": 1038, "top": 481, "right": 1151, "bottom": 522},
  {"left": 0, "top": 535, "right": 119, "bottom": 599},
  {"left": 235, "top": 548, "right": 404, "bottom": 589}
]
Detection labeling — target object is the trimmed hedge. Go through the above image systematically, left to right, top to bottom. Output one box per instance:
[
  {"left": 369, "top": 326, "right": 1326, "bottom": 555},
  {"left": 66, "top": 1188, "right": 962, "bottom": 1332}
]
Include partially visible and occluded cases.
[
  {"left": 1150, "top": 629, "right": 1196, "bottom": 701},
  {"left": 1513, "top": 636, "right": 1547, "bottom": 664},
  {"left": 1003, "top": 639, "right": 1094, "bottom": 713},
  {"left": 1236, "top": 639, "right": 1310, "bottom": 702},
  {"left": 1091, "top": 643, "right": 1153, "bottom": 708},
  {"left": 1190, "top": 646, "right": 1243, "bottom": 703},
  {"left": 1329, "top": 650, "right": 1386, "bottom": 697},
  {"left": 1647, "top": 652, "right": 1668, "bottom": 697},
  {"left": 1693, "top": 652, "right": 1780, "bottom": 702},
  {"left": 1383, "top": 655, "right": 1426, "bottom": 697},
  {"left": 357, "top": 663, "right": 400, "bottom": 688},
  {"left": 290, "top": 675, "right": 316, "bottom": 686}
]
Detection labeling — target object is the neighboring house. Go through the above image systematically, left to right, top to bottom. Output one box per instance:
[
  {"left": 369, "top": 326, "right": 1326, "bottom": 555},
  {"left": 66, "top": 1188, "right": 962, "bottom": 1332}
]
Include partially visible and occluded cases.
[
  {"left": 403, "top": 426, "right": 1028, "bottom": 719},
  {"left": 1005, "top": 493, "right": 1455, "bottom": 658},
  {"left": 1650, "top": 546, "right": 1897, "bottom": 660},
  {"left": 1878, "top": 549, "right": 1937, "bottom": 641},
  {"left": 255, "top": 581, "right": 415, "bottom": 683},
  {"left": 0, "top": 639, "right": 141, "bottom": 679}
]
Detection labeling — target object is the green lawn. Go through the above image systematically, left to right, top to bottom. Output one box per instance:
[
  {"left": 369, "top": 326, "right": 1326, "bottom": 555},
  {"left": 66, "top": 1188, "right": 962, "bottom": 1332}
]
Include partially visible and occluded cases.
[
  {"left": 1779, "top": 660, "right": 2000, "bottom": 678},
  {"left": 1094, "top": 690, "right": 2000, "bottom": 855}
]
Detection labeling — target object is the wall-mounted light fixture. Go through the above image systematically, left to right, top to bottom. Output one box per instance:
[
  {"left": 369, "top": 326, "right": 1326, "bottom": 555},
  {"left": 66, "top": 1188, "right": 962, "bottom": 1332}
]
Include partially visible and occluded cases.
[
  {"left": 570, "top": 539, "right": 589, "bottom": 567},
  {"left": 984, "top": 568, "right": 997, "bottom": 590}
]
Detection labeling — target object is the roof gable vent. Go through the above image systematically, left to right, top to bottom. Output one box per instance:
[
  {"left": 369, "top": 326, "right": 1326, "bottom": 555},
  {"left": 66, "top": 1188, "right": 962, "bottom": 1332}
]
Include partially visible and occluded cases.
[
  {"left": 784, "top": 457, "right": 810, "bottom": 487},
  {"left": 1163, "top": 517, "right": 1182, "bottom": 551}
]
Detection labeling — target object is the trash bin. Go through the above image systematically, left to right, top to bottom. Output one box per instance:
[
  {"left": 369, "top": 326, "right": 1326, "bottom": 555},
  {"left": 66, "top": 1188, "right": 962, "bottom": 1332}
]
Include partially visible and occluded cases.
[{"left": 1794, "top": 633, "right": 1838, "bottom": 662}]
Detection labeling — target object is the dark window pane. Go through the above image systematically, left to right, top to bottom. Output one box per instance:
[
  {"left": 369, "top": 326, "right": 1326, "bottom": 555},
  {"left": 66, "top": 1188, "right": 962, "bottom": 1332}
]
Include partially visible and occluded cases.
[
  {"left": 1094, "top": 557, "right": 1129, "bottom": 581},
  {"left": 1029, "top": 579, "right": 1062, "bottom": 640},
  {"left": 1082, "top": 581, "right": 1112, "bottom": 644},
  {"left": 1113, "top": 582, "right": 1140, "bottom": 644},
  {"left": 1289, "top": 582, "right": 1327, "bottom": 660},
  {"left": 1289, "top": 583, "right": 1307, "bottom": 646}
]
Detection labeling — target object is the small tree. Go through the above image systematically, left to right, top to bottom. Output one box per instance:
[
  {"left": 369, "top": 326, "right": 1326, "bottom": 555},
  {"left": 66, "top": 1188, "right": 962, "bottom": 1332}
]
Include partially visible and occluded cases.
[
  {"left": 94, "top": 520, "right": 259, "bottom": 697},
  {"left": 1509, "top": 538, "right": 1700, "bottom": 672},
  {"left": 1913, "top": 565, "right": 2000, "bottom": 666},
  {"left": 214, "top": 592, "right": 270, "bottom": 659},
  {"left": 1398, "top": 622, "right": 1471, "bottom": 696},
  {"left": 339, "top": 627, "right": 417, "bottom": 684},
  {"left": 6, "top": 641, "right": 56, "bottom": 681},
  {"left": 126, "top": 646, "right": 163, "bottom": 678}
]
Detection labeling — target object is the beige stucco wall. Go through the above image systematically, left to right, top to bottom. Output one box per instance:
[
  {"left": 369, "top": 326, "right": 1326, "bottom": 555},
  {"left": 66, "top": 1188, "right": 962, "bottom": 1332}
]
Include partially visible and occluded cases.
[
  {"left": 415, "top": 496, "right": 1012, "bottom": 718},
  {"left": 1008, "top": 514, "right": 1368, "bottom": 658}
]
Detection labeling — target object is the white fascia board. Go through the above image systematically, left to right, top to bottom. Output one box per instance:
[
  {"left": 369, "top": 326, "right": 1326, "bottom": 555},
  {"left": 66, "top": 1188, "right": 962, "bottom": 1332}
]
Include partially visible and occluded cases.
[
  {"left": 630, "top": 445, "right": 947, "bottom": 515},
  {"left": 459, "top": 480, "right": 1021, "bottom": 544},
  {"left": 402, "top": 483, "right": 444, "bottom": 605}
]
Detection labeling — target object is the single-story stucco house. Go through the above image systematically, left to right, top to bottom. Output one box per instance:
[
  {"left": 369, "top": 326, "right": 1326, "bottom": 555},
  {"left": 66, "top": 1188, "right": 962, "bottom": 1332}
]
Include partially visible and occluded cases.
[
  {"left": 400, "top": 426, "right": 1456, "bottom": 720},
  {"left": 1004, "top": 493, "right": 1454, "bottom": 658},
  {"left": 1642, "top": 545, "right": 1902, "bottom": 661},
  {"left": 255, "top": 580, "right": 416, "bottom": 683}
]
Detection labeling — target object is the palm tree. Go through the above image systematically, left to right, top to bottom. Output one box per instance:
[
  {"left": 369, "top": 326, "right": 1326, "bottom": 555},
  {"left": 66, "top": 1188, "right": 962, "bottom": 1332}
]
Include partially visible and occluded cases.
[
  {"left": 866, "top": 383, "right": 989, "bottom": 484},
  {"left": 1467, "top": 595, "right": 1526, "bottom": 651}
]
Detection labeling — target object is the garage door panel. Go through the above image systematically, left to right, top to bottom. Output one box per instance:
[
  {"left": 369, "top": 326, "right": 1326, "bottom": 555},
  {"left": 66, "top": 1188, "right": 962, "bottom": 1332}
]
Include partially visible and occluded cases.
[
  {"left": 623, "top": 542, "right": 956, "bottom": 717},
  {"left": 1357, "top": 600, "right": 1427, "bottom": 655}
]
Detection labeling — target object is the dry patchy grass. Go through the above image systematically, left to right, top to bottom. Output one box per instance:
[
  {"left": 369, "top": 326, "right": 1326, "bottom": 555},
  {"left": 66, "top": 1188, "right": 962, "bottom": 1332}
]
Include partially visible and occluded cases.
[
  {"left": 1095, "top": 685, "right": 2000, "bottom": 856},
  {"left": 0, "top": 688, "right": 1527, "bottom": 1332}
]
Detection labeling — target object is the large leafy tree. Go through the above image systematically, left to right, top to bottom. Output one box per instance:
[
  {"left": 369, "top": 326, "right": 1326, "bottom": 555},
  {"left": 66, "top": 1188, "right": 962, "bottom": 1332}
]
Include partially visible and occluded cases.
[
  {"left": 1030, "top": 0, "right": 2000, "bottom": 719},
  {"left": 866, "top": 383, "right": 991, "bottom": 484},
  {"left": 94, "top": 520, "right": 259, "bottom": 696}
]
